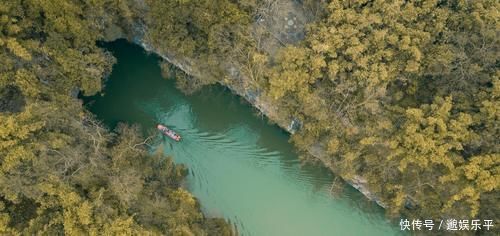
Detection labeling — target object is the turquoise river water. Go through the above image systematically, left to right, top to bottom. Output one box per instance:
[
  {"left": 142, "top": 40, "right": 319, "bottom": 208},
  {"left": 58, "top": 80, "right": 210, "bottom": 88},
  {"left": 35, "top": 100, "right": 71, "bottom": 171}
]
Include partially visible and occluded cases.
[{"left": 86, "top": 40, "right": 401, "bottom": 236}]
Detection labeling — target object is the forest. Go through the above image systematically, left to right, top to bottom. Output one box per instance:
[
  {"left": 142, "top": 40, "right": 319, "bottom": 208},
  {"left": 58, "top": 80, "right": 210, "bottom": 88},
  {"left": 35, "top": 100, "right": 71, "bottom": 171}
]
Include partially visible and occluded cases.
[{"left": 0, "top": 0, "right": 498, "bottom": 234}]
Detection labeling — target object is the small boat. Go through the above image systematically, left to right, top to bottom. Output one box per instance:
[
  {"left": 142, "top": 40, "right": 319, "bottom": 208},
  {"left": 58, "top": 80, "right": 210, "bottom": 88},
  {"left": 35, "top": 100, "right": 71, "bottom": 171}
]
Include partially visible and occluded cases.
[{"left": 157, "top": 124, "right": 181, "bottom": 141}]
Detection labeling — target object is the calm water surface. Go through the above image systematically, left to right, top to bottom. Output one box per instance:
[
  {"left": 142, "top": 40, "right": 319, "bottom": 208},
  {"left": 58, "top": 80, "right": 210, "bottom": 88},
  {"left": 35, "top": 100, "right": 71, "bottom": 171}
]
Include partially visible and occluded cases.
[{"left": 87, "top": 40, "right": 400, "bottom": 236}]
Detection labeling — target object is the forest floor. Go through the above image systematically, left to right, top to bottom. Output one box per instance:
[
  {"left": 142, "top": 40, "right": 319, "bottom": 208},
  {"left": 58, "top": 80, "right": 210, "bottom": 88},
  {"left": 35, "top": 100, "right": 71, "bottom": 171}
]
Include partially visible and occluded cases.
[{"left": 252, "top": 0, "right": 309, "bottom": 55}]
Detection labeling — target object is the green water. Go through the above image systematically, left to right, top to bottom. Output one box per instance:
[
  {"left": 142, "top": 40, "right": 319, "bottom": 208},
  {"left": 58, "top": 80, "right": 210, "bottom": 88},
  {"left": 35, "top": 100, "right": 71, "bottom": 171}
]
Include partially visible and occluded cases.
[{"left": 87, "top": 40, "right": 400, "bottom": 236}]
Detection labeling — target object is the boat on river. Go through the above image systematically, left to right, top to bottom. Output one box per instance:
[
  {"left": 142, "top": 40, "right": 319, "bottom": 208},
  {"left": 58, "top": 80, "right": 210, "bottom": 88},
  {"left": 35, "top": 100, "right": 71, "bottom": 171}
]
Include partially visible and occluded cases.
[{"left": 157, "top": 124, "right": 181, "bottom": 141}]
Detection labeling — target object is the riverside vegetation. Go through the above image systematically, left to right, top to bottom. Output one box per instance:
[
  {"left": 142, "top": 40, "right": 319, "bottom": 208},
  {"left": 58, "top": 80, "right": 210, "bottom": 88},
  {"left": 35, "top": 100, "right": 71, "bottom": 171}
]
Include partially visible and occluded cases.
[
  {"left": 0, "top": 0, "right": 498, "bottom": 234},
  {"left": 0, "top": 1, "right": 231, "bottom": 234}
]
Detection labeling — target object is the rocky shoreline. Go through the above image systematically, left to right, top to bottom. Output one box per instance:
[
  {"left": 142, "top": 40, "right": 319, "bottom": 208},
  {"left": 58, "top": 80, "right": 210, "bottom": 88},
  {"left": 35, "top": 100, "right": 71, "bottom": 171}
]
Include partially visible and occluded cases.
[
  {"left": 101, "top": 1, "right": 387, "bottom": 209},
  {"left": 130, "top": 36, "right": 387, "bottom": 209}
]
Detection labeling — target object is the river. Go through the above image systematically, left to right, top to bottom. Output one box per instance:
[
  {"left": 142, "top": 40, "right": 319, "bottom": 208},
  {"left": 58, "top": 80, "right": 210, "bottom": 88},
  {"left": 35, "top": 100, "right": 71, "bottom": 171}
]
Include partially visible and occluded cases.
[{"left": 86, "top": 40, "right": 401, "bottom": 236}]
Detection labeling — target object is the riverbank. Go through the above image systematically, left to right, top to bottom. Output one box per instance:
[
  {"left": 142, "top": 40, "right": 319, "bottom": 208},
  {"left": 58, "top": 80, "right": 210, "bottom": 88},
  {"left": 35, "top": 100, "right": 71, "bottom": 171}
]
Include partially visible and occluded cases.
[
  {"left": 99, "top": 0, "right": 388, "bottom": 208},
  {"left": 102, "top": 19, "right": 387, "bottom": 209},
  {"left": 87, "top": 39, "right": 398, "bottom": 235},
  {"left": 139, "top": 39, "right": 386, "bottom": 207}
]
